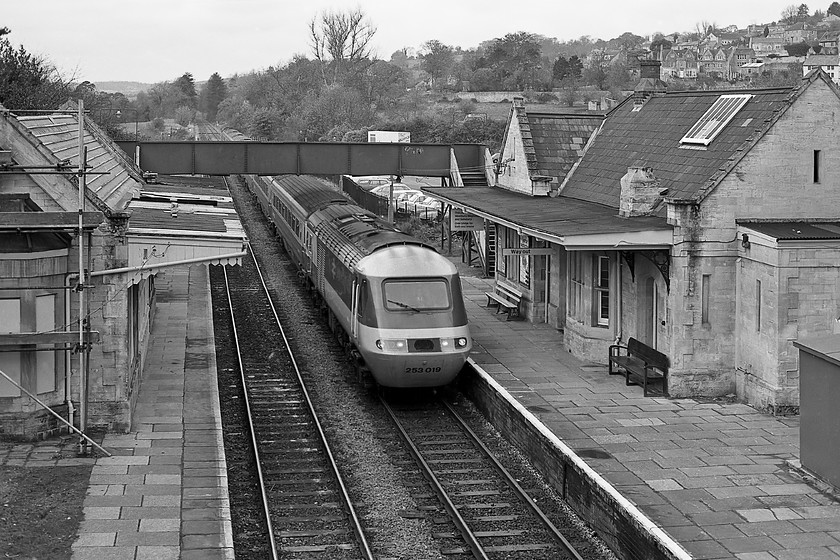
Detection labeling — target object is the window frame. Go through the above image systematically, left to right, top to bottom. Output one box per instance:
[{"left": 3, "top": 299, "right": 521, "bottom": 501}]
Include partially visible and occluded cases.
[{"left": 593, "top": 255, "right": 610, "bottom": 327}]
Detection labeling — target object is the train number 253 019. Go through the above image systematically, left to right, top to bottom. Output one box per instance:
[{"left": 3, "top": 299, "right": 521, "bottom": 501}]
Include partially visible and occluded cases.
[{"left": 405, "top": 366, "right": 442, "bottom": 374}]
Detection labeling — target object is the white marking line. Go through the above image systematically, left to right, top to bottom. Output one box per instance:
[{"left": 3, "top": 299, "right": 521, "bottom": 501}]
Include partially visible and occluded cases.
[{"left": 468, "top": 358, "right": 692, "bottom": 560}]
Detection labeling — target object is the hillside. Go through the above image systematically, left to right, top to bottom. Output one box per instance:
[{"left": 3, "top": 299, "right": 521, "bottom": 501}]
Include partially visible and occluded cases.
[{"left": 94, "top": 81, "right": 151, "bottom": 98}]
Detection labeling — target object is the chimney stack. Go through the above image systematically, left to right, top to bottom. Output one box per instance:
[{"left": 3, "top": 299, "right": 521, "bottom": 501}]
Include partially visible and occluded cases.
[
  {"left": 633, "top": 59, "right": 667, "bottom": 108},
  {"left": 619, "top": 164, "right": 665, "bottom": 217}
]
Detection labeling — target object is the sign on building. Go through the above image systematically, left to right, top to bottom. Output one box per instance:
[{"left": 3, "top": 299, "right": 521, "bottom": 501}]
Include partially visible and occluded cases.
[
  {"left": 367, "top": 131, "right": 411, "bottom": 143},
  {"left": 450, "top": 209, "right": 484, "bottom": 231},
  {"left": 502, "top": 248, "right": 553, "bottom": 256}
]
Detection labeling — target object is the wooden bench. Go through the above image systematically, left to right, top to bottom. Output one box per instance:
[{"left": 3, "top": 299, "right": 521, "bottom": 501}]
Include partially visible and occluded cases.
[
  {"left": 484, "top": 283, "right": 523, "bottom": 320},
  {"left": 608, "top": 337, "right": 669, "bottom": 397}
]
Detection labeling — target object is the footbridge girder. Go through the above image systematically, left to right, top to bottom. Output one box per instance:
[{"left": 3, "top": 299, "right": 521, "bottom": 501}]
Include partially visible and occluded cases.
[{"left": 116, "top": 141, "right": 486, "bottom": 178}]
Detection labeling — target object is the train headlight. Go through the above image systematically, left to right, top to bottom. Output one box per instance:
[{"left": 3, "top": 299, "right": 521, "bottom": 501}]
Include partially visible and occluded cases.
[
  {"left": 455, "top": 337, "right": 468, "bottom": 348},
  {"left": 376, "top": 339, "right": 408, "bottom": 352}
]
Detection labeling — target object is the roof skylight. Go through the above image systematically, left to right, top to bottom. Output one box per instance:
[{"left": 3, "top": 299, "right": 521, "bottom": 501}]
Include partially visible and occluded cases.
[{"left": 680, "top": 94, "right": 753, "bottom": 146}]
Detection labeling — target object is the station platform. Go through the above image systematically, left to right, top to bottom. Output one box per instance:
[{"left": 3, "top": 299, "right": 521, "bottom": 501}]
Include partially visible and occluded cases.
[
  {"left": 71, "top": 266, "right": 233, "bottom": 560},
  {"left": 458, "top": 272, "right": 840, "bottom": 560}
]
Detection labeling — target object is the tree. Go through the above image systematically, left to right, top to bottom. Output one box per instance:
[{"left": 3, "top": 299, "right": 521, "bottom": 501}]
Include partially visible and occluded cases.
[
  {"left": 830, "top": 1, "right": 840, "bottom": 17},
  {"left": 797, "top": 3, "right": 810, "bottom": 20},
  {"left": 781, "top": 4, "right": 799, "bottom": 23},
  {"left": 309, "top": 8, "right": 376, "bottom": 87},
  {"left": 695, "top": 20, "right": 717, "bottom": 39},
  {"left": 0, "top": 32, "right": 71, "bottom": 110},
  {"left": 485, "top": 32, "right": 544, "bottom": 90},
  {"left": 649, "top": 38, "right": 673, "bottom": 58},
  {"left": 421, "top": 40, "right": 454, "bottom": 90},
  {"left": 784, "top": 41, "right": 811, "bottom": 56},
  {"left": 568, "top": 55, "right": 583, "bottom": 80},
  {"left": 553, "top": 56, "right": 572, "bottom": 82},
  {"left": 364, "top": 61, "right": 407, "bottom": 109},
  {"left": 174, "top": 72, "right": 197, "bottom": 105},
  {"left": 200, "top": 72, "right": 227, "bottom": 121}
]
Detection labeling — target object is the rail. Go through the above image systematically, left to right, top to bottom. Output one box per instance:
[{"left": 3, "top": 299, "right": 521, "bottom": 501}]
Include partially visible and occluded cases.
[{"left": 228, "top": 234, "right": 374, "bottom": 559}]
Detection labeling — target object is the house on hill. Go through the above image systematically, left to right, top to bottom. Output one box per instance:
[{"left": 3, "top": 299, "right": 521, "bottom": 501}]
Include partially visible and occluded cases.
[
  {"left": 804, "top": 54, "right": 840, "bottom": 84},
  {"left": 426, "top": 62, "right": 840, "bottom": 411},
  {"left": 0, "top": 104, "right": 245, "bottom": 438}
]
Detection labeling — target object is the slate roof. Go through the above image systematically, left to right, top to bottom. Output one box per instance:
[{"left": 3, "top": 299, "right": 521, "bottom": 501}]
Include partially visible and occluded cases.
[
  {"left": 804, "top": 54, "right": 840, "bottom": 66},
  {"left": 559, "top": 83, "right": 805, "bottom": 211},
  {"left": 502, "top": 99, "right": 603, "bottom": 185},
  {"left": 15, "top": 111, "right": 144, "bottom": 212},
  {"left": 527, "top": 111, "right": 604, "bottom": 183},
  {"left": 424, "top": 186, "right": 669, "bottom": 240},
  {"left": 739, "top": 221, "right": 840, "bottom": 240}
]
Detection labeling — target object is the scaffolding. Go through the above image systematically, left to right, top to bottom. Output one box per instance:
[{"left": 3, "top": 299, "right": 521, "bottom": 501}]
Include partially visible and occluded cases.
[{"left": 0, "top": 100, "right": 106, "bottom": 454}]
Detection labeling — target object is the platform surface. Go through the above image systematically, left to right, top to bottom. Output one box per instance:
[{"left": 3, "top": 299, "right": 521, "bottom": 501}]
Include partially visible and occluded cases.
[
  {"left": 71, "top": 266, "right": 233, "bottom": 560},
  {"left": 459, "top": 270, "right": 839, "bottom": 560}
]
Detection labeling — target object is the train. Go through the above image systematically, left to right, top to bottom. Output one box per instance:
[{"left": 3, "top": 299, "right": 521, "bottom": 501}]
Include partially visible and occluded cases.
[{"left": 247, "top": 174, "right": 472, "bottom": 388}]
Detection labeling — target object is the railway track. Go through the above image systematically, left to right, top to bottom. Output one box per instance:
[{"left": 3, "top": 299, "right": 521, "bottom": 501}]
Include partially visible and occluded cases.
[
  {"left": 211, "top": 170, "right": 614, "bottom": 560},
  {"left": 213, "top": 246, "right": 373, "bottom": 559},
  {"left": 381, "top": 396, "right": 586, "bottom": 560}
]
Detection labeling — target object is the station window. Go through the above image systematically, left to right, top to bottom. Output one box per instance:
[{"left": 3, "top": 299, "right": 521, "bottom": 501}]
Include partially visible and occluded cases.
[
  {"left": 814, "top": 150, "right": 821, "bottom": 184},
  {"left": 504, "top": 228, "right": 519, "bottom": 283},
  {"left": 518, "top": 233, "right": 530, "bottom": 288},
  {"left": 569, "top": 253, "right": 585, "bottom": 322},
  {"left": 594, "top": 256, "right": 610, "bottom": 327},
  {"left": 0, "top": 293, "right": 61, "bottom": 397},
  {"left": 0, "top": 298, "right": 21, "bottom": 397}
]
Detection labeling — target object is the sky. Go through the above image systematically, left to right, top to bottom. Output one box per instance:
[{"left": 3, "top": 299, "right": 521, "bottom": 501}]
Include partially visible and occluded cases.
[{"left": 4, "top": 0, "right": 793, "bottom": 84}]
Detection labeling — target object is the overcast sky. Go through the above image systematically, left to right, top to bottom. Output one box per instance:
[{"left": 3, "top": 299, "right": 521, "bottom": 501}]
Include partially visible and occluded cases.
[{"left": 5, "top": 1, "right": 791, "bottom": 84}]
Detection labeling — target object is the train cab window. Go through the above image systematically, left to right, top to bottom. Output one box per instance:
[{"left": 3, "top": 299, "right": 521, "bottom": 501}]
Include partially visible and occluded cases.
[{"left": 383, "top": 279, "right": 450, "bottom": 311}]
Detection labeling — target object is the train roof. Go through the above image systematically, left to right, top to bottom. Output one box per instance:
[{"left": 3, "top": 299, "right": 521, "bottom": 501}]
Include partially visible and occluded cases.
[
  {"left": 270, "top": 175, "right": 352, "bottom": 216},
  {"left": 312, "top": 204, "right": 436, "bottom": 270},
  {"left": 357, "top": 244, "right": 458, "bottom": 278}
]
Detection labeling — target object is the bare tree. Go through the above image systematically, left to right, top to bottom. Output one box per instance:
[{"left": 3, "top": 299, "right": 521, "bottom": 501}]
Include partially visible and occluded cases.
[
  {"left": 781, "top": 4, "right": 799, "bottom": 23},
  {"left": 309, "top": 8, "right": 376, "bottom": 87},
  {"left": 695, "top": 20, "right": 717, "bottom": 39}
]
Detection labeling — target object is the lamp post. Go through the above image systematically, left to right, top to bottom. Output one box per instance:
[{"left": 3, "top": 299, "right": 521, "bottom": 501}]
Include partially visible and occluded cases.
[{"left": 115, "top": 110, "right": 139, "bottom": 142}]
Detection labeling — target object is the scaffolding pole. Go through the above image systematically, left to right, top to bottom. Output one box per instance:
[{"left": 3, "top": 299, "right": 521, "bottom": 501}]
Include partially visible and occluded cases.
[{"left": 77, "top": 101, "right": 90, "bottom": 455}]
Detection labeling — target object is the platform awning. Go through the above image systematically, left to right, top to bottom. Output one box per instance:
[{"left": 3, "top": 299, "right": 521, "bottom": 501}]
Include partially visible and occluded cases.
[
  {"left": 425, "top": 186, "right": 673, "bottom": 250},
  {"left": 120, "top": 188, "right": 247, "bottom": 282}
]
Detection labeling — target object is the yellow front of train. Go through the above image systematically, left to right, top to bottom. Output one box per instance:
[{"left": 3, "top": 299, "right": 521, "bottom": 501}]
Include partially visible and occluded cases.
[{"left": 352, "top": 245, "right": 472, "bottom": 388}]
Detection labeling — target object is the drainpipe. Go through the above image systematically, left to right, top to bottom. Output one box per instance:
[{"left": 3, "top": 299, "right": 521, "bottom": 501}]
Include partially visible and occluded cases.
[
  {"left": 614, "top": 252, "right": 623, "bottom": 345},
  {"left": 64, "top": 273, "right": 76, "bottom": 429}
]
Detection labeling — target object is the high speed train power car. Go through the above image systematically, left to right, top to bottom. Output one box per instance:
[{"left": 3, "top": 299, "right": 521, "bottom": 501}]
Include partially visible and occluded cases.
[{"left": 248, "top": 174, "right": 471, "bottom": 388}]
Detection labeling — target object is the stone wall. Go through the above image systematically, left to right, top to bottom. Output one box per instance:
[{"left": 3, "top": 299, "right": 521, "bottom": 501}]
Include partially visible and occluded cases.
[
  {"left": 665, "top": 79, "right": 840, "bottom": 403},
  {"left": 736, "top": 234, "right": 840, "bottom": 410}
]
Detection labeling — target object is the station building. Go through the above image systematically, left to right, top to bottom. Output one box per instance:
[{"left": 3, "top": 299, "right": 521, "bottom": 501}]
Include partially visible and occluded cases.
[
  {"left": 428, "top": 62, "right": 840, "bottom": 411},
  {"left": 0, "top": 104, "right": 245, "bottom": 438}
]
